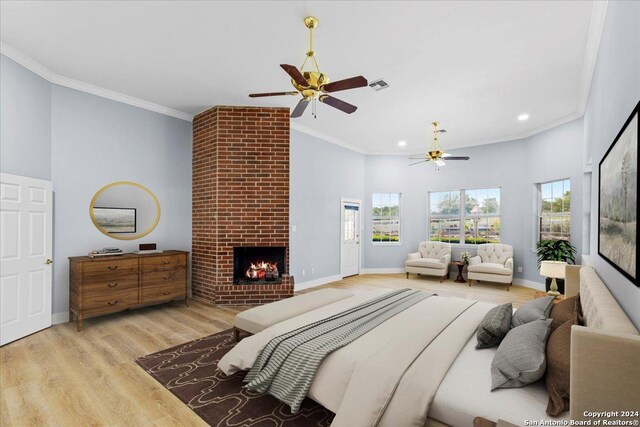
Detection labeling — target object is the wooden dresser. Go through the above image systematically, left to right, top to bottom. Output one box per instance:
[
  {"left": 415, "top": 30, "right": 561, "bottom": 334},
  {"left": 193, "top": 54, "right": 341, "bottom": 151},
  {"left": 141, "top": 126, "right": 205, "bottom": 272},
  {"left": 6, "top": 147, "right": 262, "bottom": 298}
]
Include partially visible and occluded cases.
[{"left": 69, "top": 250, "right": 189, "bottom": 331}]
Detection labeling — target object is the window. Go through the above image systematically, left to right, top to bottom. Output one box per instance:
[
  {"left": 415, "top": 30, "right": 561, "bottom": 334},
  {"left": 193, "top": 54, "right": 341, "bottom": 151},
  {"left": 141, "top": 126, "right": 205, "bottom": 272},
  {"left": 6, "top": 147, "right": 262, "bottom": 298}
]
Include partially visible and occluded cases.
[
  {"left": 539, "top": 179, "right": 570, "bottom": 241},
  {"left": 428, "top": 188, "right": 501, "bottom": 244},
  {"left": 429, "top": 190, "right": 461, "bottom": 243},
  {"left": 372, "top": 193, "right": 401, "bottom": 244},
  {"left": 343, "top": 205, "right": 358, "bottom": 242}
]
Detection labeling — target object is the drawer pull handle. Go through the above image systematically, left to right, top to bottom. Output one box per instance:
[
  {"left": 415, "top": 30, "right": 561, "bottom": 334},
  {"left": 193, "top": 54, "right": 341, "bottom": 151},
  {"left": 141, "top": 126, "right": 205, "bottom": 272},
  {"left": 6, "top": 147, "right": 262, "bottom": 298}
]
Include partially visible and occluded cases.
[
  {"left": 162, "top": 260, "right": 171, "bottom": 265},
  {"left": 108, "top": 266, "right": 118, "bottom": 271},
  {"left": 163, "top": 274, "right": 172, "bottom": 280},
  {"left": 108, "top": 283, "right": 118, "bottom": 288},
  {"left": 163, "top": 291, "right": 171, "bottom": 296},
  {"left": 107, "top": 300, "right": 118, "bottom": 306}
]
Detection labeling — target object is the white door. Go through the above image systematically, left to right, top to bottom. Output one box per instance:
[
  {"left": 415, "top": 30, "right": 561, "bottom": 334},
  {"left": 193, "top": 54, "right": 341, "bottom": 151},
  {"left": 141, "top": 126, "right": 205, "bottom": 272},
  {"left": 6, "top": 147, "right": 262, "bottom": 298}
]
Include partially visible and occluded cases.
[
  {"left": 1, "top": 173, "right": 53, "bottom": 346},
  {"left": 340, "top": 199, "right": 361, "bottom": 277}
]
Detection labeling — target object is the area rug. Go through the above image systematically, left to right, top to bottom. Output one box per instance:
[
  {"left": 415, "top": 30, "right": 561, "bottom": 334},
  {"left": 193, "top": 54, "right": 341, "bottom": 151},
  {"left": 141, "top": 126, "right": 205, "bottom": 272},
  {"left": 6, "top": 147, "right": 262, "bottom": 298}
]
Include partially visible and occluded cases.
[{"left": 135, "top": 329, "right": 335, "bottom": 427}]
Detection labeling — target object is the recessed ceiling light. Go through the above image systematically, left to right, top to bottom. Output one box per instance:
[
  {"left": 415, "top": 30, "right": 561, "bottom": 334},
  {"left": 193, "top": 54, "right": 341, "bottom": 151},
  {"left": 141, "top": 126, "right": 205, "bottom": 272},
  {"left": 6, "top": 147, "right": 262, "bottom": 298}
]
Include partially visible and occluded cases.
[
  {"left": 518, "top": 114, "right": 529, "bottom": 121},
  {"left": 398, "top": 140, "right": 407, "bottom": 147}
]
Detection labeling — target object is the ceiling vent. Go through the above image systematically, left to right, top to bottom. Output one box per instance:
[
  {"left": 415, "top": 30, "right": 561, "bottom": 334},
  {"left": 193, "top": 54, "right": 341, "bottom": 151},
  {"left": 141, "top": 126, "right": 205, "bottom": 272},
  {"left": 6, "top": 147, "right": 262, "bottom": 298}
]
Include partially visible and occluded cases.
[{"left": 369, "top": 79, "right": 389, "bottom": 91}]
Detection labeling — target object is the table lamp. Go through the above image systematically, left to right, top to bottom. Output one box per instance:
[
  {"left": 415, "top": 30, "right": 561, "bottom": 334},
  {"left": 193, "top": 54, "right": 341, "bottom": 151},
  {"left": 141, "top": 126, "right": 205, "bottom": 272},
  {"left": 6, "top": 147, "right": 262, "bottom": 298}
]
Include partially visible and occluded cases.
[{"left": 539, "top": 260, "right": 566, "bottom": 296}]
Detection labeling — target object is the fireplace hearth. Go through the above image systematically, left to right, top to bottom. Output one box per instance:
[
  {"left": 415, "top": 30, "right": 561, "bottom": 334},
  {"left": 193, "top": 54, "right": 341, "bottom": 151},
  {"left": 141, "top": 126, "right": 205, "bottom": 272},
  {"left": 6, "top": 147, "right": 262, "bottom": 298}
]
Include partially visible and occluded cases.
[{"left": 234, "top": 247, "right": 286, "bottom": 285}]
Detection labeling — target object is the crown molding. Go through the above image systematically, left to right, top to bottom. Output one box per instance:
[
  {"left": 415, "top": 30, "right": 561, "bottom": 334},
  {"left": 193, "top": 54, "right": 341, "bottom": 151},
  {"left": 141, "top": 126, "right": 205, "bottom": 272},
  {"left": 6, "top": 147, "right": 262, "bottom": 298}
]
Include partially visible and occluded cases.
[
  {"left": 3, "top": 0, "right": 607, "bottom": 153},
  {"left": 578, "top": 1, "right": 608, "bottom": 115},
  {"left": 0, "top": 41, "right": 366, "bottom": 150},
  {"left": 1, "top": 41, "right": 193, "bottom": 122},
  {"left": 367, "top": 111, "right": 584, "bottom": 156},
  {"left": 290, "top": 122, "right": 366, "bottom": 154}
]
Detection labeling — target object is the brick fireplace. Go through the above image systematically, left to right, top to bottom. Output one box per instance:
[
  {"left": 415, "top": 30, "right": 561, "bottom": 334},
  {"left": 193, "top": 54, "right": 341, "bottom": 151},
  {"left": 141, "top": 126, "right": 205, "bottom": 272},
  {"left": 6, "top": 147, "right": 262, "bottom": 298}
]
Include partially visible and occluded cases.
[{"left": 192, "top": 106, "right": 293, "bottom": 305}]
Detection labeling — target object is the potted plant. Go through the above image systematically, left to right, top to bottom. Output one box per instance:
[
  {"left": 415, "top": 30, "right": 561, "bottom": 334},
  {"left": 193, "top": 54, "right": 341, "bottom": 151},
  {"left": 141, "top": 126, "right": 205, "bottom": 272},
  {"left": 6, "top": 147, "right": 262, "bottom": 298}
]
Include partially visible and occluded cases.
[{"left": 536, "top": 239, "right": 577, "bottom": 294}]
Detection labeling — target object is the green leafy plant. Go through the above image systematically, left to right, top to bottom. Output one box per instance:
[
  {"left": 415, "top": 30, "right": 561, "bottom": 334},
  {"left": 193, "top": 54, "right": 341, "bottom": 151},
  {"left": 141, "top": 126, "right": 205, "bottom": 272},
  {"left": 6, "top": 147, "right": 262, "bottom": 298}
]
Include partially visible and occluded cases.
[{"left": 536, "top": 239, "right": 577, "bottom": 268}]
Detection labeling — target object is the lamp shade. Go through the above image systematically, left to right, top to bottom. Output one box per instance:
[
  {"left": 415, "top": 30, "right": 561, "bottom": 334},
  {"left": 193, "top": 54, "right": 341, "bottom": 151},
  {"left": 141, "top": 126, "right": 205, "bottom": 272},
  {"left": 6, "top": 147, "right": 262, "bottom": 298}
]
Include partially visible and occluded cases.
[{"left": 539, "top": 260, "right": 566, "bottom": 279}]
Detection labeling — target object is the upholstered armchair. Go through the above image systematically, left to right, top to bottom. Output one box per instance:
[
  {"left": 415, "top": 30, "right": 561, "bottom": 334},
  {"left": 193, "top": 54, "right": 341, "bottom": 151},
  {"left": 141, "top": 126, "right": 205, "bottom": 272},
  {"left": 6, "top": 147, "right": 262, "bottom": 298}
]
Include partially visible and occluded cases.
[
  {"left": 405, "top": 241, "right": 451, "bottom": 282},
  {"left": 467, "top": 243, "right": 514, "bottom": 291}
]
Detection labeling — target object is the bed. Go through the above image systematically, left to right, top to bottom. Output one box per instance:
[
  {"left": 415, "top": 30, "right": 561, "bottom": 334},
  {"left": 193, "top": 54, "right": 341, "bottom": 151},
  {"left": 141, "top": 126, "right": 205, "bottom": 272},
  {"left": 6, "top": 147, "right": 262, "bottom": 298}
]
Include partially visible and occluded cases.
[{"left": 219, "top": 266, "right": 640, "bottom": 426}]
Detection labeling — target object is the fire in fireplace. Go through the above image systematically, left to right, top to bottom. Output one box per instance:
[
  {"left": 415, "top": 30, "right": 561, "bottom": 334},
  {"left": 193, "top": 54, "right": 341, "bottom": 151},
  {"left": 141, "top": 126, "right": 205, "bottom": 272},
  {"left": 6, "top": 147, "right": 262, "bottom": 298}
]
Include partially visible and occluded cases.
[
  {"left": 233, "top": 247, "right": 286, "bottom": 285},
  {"left": 245, "top": 261, "right": 279, "bottom": 281}
]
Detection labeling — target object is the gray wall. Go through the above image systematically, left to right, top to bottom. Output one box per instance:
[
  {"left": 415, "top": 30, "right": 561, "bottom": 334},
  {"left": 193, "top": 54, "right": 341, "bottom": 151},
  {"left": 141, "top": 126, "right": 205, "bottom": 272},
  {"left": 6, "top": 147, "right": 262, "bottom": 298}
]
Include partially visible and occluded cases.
[
  {"left": 583, "top": 1, "right": 640, "bottom": 327},
  {"left": 1, "top": 55, "right": 51, "bottom": 180},
  {"left": 1, "top": 55, "right": 192, "bottom": 316},
  {"left": 51, "top": 86, "right": 192, "bottom": 314},
  {"left": 363, "top": 118, "right": 585, "bottom": 288},
  {"left": 521, "top": 118, "right": 584, "bottom": 283},
  {"left": 290, "top": 130, "right": 365, "bottom": 284}
]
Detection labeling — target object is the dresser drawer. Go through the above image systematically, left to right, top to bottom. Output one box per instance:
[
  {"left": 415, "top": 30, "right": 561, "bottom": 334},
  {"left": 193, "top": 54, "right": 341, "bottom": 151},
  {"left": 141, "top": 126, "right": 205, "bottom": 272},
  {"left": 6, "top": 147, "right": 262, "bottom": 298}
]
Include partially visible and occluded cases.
[
  {"left": 69, "top": 251, "right": 189, "bottom": 332},
  {"left": 141, "top": 255, "right": 187, "bottom": 273},
  {"left": 82, "top": 258, "right": 138, "bottom": 280},
  {"left": 141, "top": 268, "right": 187, "bottom": 286},
  {"left": 82, "top": 276, "right": 138, "bottom": 297},
  {"left": 142, "top": 283, "right": 185, "bottom": 304},
  {"left": 83, "top": 289, "right": 139, "bottom": 315}
]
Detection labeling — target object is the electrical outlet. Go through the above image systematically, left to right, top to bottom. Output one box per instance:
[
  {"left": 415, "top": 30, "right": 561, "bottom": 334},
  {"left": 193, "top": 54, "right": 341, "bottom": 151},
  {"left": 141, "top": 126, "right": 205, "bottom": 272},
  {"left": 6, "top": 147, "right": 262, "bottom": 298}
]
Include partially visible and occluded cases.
[
  {"left": 291, "top": 225, "right": 297, "bottom": 232},
  {"left": 517, "top": 267, "right": 523, "bottom": 273},
  {"left": 311, "top": 268, "right": 315, "bottom": 275},
  {"left": 302, "top": 269, "right": 306, "bottom": 276}
]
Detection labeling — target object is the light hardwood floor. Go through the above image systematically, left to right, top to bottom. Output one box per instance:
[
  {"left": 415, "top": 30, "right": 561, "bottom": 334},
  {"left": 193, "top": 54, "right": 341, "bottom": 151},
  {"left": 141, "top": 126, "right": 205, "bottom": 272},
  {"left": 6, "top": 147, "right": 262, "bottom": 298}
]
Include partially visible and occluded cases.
[{"left": 0, "top": 274, "right": 538, "bottom": 426}]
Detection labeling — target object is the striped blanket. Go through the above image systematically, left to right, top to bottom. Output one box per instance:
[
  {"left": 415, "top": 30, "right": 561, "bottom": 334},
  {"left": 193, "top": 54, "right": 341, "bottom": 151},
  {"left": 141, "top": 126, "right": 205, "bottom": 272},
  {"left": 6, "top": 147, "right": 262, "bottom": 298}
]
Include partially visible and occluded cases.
[{"left": 243, "top": 288, "right": 434, "bottom": 413}]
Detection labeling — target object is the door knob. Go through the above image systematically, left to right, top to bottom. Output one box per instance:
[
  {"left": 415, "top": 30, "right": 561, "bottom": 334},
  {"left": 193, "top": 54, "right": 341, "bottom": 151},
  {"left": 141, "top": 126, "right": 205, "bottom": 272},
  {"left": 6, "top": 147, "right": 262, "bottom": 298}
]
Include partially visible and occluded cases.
[{"left": 45, "top": 259, "right": 53, "bottom": 265}]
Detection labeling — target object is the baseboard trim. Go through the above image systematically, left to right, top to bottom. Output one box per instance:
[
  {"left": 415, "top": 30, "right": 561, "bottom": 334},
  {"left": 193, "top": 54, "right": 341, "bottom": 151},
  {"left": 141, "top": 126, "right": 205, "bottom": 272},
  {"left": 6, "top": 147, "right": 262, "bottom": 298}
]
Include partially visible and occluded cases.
[
  {"left": 361, "top": 268, "right": 405, "bottom": 275},
  {"left": 295, "top": 274, "right": 343, "bottom": 292},
  {"left": 513, "top": 278, "right": 545, "bottom": 291},
  {"left": 52, "top": 311, "right": 68, "bottom": 325}
]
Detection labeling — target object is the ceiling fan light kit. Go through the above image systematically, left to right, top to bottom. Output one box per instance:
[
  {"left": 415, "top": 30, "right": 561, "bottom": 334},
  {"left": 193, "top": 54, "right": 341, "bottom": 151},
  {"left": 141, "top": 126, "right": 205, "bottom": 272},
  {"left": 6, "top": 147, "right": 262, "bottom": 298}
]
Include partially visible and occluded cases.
[
  {"left": 248, "top": 16, "right": 369, "bottom": 118},
  {"left": 409, "top": 121, "right": 471, "bottom": 168}
]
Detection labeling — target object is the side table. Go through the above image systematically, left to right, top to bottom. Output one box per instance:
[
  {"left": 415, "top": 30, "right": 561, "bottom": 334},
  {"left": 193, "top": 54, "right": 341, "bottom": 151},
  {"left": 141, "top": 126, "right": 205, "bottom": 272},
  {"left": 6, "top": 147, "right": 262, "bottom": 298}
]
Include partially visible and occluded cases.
[{"left": 452, "top": 261, "right": 466, "bottom": 283}]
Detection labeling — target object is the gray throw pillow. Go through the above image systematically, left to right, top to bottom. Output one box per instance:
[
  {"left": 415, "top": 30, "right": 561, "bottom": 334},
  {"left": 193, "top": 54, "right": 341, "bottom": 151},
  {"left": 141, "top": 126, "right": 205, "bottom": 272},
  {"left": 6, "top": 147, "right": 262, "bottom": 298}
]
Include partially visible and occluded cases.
[
  {"left": 511, "top": 296, "right": 554, "bottom": 328},
  {"left": 476, "top": 303, "right": 513, "bottom": 349},
  {"left": 491, "top": 319, "right": 552, "bottom": 390}
]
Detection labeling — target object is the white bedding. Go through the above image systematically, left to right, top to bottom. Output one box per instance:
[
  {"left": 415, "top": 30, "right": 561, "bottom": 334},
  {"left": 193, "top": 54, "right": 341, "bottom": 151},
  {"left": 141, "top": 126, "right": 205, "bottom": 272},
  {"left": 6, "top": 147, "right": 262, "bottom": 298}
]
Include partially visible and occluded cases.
[
  {"left": 220, "top": 290, "right": 565, "bottom": 426},
  {"left": 220, "top": 290, "right": 493, "bottom": 426},
  {"left": 430, "top": 333, "right": 570, "bottom": 426}
]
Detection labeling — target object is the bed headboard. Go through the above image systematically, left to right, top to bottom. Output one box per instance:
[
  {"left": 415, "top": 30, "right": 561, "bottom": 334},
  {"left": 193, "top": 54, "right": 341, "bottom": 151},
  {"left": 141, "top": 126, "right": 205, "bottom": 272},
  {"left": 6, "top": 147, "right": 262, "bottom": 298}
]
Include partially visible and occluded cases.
[
  {"left": 565, "top": 265, "right": 640, "bottom": 422},
  {"left": 565, "top": 265, "right": 638, "bottom": 334}
]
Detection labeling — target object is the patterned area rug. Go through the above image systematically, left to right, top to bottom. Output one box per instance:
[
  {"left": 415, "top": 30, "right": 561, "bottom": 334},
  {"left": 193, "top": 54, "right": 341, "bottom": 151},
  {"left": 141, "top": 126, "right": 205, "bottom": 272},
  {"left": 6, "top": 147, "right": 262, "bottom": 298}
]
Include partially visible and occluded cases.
[{"left": 135, "top": 329, "right": 335, "bottom": 427}]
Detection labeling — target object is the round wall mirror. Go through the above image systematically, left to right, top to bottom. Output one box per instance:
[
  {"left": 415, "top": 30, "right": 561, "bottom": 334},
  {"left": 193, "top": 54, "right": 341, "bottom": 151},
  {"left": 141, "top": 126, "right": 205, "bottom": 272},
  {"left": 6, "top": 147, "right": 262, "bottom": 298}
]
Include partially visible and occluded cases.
[{"left": 89, "top": 181, "right": 161, "bottom": 240}]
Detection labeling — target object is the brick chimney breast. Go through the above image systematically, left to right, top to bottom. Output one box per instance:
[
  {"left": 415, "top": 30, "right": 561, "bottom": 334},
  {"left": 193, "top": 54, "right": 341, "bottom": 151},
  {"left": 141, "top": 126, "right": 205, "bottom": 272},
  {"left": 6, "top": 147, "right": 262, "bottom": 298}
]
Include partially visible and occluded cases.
[{"left": 192, "top": 106, "right": 293, "bottom": 305}]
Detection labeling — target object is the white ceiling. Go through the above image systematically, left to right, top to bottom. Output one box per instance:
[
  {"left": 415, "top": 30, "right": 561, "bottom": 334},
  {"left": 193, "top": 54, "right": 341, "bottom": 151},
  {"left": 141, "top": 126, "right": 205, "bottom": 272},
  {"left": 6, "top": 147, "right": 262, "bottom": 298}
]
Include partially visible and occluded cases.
[{"left": 0, "top": 1, "right": 602, "bottom": 154}]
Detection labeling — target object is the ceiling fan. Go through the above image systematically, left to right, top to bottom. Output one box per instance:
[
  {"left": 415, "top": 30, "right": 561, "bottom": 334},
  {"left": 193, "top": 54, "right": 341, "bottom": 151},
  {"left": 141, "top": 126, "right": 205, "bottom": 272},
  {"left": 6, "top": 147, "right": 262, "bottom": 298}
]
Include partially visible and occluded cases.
[
  {"left": 248, "top": 16, "right": 368, "bottom": 118},
  {"left": 409, "top": 122, "right": 470, "bottom": 167}
]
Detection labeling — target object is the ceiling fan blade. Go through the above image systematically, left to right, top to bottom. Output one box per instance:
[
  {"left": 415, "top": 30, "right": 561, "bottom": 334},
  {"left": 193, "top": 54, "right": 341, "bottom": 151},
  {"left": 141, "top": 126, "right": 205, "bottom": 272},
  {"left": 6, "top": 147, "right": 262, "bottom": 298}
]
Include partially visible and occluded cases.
[
  {"left": 280, "top": 64, "right": 309, "bottom": 87},
  {"left": 321, "top": 76, "right": 368, "bottom": 93},
  {"left": 249, "top": 91, "right": 298, "bottom": 98},
  {"left": 319, "top": 95, "right": 357, "bottom": 114},
  {"left": 290, "top": 99, "right": 310, "bottom": 118},
  {"left": 444, "top": 156, "right": 470, "bottom": 160},
  {"left": 408, "top": 157, "right": 428, "bottom": 160},
  {"left": 409, "top": 160, "right": 429, "bottom": 166}
]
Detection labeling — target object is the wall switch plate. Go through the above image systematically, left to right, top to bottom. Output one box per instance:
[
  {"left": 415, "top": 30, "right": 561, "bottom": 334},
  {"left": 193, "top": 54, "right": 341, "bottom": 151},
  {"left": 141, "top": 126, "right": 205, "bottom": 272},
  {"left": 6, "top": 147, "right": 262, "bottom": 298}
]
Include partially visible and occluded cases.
[
  {"left": 291, "top": 225, "right": 297, "bottom": 232},
  {"left": 517, "top": 267, "right": 523, "bottom": 273},
  {"left": 302, "top": 269, "right": 306, "bottom": 276}
]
